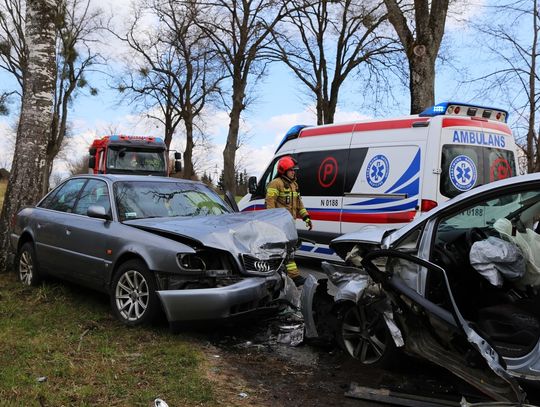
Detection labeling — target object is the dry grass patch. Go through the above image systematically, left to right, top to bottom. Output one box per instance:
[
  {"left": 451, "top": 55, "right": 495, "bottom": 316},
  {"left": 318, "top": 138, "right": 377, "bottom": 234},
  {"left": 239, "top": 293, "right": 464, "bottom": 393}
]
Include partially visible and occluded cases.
[{"left": 0, "top": 273, "right": 218, "bottom": 406}]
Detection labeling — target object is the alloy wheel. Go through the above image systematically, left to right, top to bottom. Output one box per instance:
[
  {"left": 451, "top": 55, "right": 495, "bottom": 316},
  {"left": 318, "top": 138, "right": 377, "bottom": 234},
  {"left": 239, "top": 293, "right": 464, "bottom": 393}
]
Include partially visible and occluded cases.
[
  {"left": 19, "top": 250, "right": 34, "bottom": 286},
  {"left": 115, "top": 269, "right": 150, "bottom": 322},
  {"left": 340, "top": 304, "right": 388, "bottom": 365}
]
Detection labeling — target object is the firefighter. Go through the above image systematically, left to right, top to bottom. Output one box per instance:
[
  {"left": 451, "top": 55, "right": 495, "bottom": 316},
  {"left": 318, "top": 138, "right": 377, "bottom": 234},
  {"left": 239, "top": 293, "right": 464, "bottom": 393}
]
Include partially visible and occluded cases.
[{"left": 265, "top": 156, "right": 312, "bottom": 286}]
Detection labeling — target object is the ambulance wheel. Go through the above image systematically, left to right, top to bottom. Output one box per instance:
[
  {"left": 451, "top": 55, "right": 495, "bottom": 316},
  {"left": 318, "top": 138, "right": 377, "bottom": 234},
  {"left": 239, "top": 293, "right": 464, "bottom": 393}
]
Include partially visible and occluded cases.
[{"left": 336, "top": 302, "right": 396, "bottom": 368}]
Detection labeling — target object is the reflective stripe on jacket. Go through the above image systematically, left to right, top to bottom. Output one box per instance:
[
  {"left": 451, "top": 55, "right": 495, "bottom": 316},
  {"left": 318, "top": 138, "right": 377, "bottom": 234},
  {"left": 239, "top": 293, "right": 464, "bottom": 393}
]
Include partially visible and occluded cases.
[{"left": 265, "top": 176, "right": 308, "bottom": 219}]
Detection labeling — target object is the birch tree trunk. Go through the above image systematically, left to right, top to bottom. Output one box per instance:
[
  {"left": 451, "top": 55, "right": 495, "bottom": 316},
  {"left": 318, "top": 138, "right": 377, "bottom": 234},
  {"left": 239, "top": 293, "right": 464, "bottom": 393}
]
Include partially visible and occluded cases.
[{"left": 0, "top": 0, "right": 57, "bottom": 271}]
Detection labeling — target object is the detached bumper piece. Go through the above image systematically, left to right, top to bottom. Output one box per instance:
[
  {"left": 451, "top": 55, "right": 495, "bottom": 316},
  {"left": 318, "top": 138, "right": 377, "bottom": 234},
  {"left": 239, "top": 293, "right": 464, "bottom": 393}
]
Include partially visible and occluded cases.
[{"left": 157, "top": 277, "right": 277, "bottom": 322}]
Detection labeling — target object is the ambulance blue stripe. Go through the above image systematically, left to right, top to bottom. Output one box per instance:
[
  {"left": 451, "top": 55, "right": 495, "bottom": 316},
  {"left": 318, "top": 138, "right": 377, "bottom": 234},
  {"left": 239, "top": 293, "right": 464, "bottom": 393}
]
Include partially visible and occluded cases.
[
  {"left": 385, "top": 149, "right": 421, "bottom": 193},
  {"left": 392, "top": 177, "right": 419, "bottom": 196},
  {"left": 350, "top": 196, "right": 405, "bottom": 206},
  {"left": 342, "top": 200, "right": 418, "bottom": 213},
  {"left": 299, "top": 245, "right": 314, "bottom": 252},
  {"left": 314, "top": 247, "right": 335, "bottom": 255}
]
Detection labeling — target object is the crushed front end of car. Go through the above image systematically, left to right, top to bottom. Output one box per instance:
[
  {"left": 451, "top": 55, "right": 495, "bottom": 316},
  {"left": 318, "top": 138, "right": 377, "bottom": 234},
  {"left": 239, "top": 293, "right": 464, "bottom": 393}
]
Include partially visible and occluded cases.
[{"left": 127, "top": 208, "right": 299, "bottom": 324}]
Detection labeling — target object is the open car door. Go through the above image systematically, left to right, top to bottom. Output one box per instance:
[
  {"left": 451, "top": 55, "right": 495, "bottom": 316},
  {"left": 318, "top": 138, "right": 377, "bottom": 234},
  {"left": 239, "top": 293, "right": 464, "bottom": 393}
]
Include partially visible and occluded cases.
[{"left": 361, "top": 249, "right": 527, "bottom": 404}]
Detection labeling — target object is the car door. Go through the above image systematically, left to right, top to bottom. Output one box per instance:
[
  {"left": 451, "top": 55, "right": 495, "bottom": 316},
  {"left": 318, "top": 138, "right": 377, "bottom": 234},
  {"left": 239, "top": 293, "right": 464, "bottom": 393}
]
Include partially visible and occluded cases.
[
  {"left": 34, "top": 178, "right": 88, "bottom": 275},
  {"left": 63, "top": 179, "right": 113, "bottom": 286},
  {"left": 360, "top": 249, "right": 525, "bottom": 403}
]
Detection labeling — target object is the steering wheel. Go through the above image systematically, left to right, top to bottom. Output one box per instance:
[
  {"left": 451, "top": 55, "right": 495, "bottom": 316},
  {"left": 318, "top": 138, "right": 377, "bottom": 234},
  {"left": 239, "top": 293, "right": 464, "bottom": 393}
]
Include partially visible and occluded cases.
[{"left": 465, "top": 227, "right": 488, "bottom": 250}]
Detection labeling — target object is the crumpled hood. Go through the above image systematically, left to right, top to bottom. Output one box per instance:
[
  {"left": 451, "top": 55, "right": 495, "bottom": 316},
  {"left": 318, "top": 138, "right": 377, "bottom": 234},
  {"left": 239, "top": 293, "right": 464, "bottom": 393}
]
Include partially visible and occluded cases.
[{"left": 124, "top": 208, "right": 298, "bottom": 257}]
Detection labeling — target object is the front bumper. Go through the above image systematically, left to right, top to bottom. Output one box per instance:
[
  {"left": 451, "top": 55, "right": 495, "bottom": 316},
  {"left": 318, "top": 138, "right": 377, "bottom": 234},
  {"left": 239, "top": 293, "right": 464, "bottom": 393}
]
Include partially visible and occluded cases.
[{"left": 157, "top": 276, "right": 280, "bottom": 322}]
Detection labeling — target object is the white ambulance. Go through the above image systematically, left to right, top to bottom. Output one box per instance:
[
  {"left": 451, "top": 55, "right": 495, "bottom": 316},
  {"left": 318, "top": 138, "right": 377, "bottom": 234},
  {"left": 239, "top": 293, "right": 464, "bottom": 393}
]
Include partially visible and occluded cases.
[{"left": 239, "top": 102, "right": 519, "bottom": 260}]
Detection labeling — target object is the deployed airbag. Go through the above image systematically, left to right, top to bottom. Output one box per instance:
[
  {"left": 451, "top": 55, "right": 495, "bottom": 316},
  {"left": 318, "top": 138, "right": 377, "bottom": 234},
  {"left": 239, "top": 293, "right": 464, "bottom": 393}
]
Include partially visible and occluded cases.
[{"left": 470, "top": 236, "right": 525, "bottom": 287}]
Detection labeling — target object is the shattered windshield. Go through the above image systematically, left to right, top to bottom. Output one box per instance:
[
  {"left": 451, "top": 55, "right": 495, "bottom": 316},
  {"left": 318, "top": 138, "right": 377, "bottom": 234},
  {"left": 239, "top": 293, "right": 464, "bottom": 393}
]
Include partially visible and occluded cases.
[{"left": 114, "top": 181, "right": 231, "bottom": 221}]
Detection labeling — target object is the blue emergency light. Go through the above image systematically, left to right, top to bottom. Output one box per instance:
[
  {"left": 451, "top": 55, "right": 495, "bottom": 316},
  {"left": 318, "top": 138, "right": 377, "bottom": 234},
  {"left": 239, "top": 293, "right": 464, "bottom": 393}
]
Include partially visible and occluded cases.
[
  {"left": 420, "top": 102, "right": 509, "bottom": 123},
  {"left": 275, "top": 124, "right": 311, "bottom": 153}
]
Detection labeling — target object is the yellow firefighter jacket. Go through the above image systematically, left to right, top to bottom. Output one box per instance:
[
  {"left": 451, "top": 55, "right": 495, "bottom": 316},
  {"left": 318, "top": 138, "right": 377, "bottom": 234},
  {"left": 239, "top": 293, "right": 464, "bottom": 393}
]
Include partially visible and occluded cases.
[{"left": 265, "top": 176, "right": 309, "bottom": 220}]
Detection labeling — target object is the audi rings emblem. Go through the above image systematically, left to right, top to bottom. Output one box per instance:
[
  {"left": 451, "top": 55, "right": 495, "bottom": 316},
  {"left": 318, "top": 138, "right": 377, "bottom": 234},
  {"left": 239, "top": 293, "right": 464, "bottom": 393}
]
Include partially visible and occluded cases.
[{"left": 254, "top": 261, "right": 271, "bottom": 272}]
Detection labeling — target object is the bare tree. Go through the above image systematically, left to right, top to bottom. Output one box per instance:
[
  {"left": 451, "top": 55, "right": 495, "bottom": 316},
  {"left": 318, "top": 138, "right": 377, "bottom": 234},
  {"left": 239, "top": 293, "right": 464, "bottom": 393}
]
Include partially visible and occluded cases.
[
  {"left": 0, "top": 0, "right": 58, "bottom": 270},
  {"left": 0, "top": 0, "right": 101, "bottom": 194},
  {"left": 0, "top": 0, "right": 102, "bottom": 193},
  {"left": 0, "top": 0, "right": 26, "bottom": 88},
  {"left": 44, "top": 0, "right": 101, "bottom": 193},
  {"left": 114, "top": 0, "right": 222, "bottom": 179},
  {"left": 196, "top": 0, "right": 298, "bottom": 195},
  {"left": 271, "top": 0, "right": 398, "bottom": 124},
  {"left": 384, "top": 0, "right": 449, "bottom": 114},
  {"left": 469, "top": 0, "right": 539, "bottom": 173},
  {"left": 66, "top": 153, "right": 88, "bottom": 175}
]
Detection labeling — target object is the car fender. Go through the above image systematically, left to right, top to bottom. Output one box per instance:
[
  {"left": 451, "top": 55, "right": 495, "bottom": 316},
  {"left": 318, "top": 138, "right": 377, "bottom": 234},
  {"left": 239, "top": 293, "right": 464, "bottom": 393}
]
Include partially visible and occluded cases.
[{"left": 108, "top": 226, "right": 196, "bottom": 280}]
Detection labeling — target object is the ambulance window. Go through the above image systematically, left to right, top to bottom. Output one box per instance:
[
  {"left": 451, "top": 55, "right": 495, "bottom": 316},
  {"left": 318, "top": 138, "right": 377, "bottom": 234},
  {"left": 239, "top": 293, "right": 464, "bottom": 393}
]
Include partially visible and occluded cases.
[
  {"left": 440, "top": 146, "right": 515, "bottom": 199},
  {"left": 254, "top": 156, "right": 291, "bottom": 198}
]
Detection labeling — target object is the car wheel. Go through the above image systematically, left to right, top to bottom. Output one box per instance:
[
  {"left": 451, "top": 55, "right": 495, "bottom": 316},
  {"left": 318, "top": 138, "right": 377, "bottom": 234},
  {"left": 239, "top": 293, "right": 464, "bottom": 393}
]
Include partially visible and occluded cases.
[
  {"left": 17, "top": 242, "right": 40, "bottom": 286},
  {"left": 111, "top": 260, "right": 159, "bottom": 326},
  {"left": 336, "top": 302, "right": 396, "bottom": 368}
]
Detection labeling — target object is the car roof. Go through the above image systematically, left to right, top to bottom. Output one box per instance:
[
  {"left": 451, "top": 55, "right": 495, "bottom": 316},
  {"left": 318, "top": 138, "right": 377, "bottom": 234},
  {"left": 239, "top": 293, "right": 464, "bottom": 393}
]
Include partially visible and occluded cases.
[{"left": 65, "top": 174, "right": 202, "bottom": 185}]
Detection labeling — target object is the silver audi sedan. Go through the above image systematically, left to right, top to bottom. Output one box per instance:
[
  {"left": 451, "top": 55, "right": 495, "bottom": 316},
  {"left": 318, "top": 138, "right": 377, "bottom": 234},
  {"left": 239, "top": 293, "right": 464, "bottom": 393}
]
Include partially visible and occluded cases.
[{"left": 10, "top": 175, "right": 298, "bottom": 327}]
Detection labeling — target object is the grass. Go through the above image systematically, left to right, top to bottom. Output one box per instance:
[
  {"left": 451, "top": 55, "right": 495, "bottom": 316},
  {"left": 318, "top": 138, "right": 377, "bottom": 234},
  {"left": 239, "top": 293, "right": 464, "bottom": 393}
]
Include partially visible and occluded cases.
[
  {"left": 0, "top": 179, "right": 6, "bottom": 211},
  {"left": 0, "top": 273, "right": 218, "bottom": 406}
]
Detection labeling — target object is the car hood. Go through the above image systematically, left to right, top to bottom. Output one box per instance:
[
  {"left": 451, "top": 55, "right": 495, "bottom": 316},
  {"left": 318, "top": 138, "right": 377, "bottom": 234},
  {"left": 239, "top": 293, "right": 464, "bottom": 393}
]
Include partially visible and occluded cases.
[
  {"left": 124, "top": 208, "right": 298, "bottom": 257},
  {"left": 330, "top": 224, "right": 397, "bottom": 258}
]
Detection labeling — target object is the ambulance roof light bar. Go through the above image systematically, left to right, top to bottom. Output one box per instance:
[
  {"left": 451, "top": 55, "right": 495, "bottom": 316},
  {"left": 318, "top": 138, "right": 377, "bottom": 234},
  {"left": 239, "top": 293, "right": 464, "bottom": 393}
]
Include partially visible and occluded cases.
[
  {"left": 419, "top": 102, "right": 509, "bottom": 123},
  {"left": 275, "top": 124, "right": 311, "bottom": 153}
]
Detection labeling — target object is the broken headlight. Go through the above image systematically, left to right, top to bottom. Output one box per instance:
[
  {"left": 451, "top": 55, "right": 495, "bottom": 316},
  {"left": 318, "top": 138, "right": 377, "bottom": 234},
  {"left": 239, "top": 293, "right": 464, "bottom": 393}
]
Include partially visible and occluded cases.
[{"left": 176, "top": 249, "right": 236, "bottom": 275}]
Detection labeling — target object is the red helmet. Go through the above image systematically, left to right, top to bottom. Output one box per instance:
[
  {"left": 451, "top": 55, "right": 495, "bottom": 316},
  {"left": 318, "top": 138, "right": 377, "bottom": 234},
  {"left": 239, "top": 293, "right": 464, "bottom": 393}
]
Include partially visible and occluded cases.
[{"left": 277, "top": 156, "right": 298, "bottom": 175}]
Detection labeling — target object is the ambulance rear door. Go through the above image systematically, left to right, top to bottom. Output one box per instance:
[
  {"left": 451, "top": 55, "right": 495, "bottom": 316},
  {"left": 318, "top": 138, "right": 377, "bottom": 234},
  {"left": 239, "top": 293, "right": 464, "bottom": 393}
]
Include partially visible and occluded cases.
[{"left": 436, "top": 117, "right": 517, "bottom": 205}]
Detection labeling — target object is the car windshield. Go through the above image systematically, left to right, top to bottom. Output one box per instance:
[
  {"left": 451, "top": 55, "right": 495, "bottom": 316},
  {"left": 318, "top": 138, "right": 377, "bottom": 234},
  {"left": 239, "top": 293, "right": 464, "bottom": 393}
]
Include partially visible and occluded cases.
[
  {"left": 107, "top": 147, "right": 166, "bottom": 174},
  {"left": 114, "top": 181, "right": 231, "bottom": 221}
]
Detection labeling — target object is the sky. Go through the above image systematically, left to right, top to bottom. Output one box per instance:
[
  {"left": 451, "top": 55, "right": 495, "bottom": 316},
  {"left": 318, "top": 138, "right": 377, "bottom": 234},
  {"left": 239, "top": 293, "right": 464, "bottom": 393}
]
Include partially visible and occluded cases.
[{"left": 0, "top": 0, "right": 508, "bottom": 185}]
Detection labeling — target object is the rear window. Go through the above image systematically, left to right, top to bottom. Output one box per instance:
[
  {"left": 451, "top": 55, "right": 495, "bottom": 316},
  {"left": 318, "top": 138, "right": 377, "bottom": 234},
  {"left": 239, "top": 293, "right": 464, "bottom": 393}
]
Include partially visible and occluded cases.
[{"left": 440, "top": 146, "right": 515, "bottom": 198}]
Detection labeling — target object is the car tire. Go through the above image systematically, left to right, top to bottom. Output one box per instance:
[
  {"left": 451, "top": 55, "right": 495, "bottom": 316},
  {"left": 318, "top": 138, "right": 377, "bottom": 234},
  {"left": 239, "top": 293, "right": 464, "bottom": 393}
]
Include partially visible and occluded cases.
[
  {"left": 16, "top": 242, "right": 41, "bottom": 286},
  {"left": 110, "top": 259, "right": 160, "bottom": 326},
  {"left": 336, "top": 301, "right": 397, "bottom": 368}
]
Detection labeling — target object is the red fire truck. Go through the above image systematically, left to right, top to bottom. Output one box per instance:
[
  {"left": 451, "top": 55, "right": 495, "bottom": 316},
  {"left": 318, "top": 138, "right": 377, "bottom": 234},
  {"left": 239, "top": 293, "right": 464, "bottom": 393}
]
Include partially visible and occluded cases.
[{"left": 88, "top": 135, "right": 181, "bottom": 176}]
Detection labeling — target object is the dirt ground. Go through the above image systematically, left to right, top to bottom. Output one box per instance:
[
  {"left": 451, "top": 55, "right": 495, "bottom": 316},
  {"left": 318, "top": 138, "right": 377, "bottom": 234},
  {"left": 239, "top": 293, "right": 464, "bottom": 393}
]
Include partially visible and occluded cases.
[{"left": 188, "top": 317, "right": 480, "bottom": 407}]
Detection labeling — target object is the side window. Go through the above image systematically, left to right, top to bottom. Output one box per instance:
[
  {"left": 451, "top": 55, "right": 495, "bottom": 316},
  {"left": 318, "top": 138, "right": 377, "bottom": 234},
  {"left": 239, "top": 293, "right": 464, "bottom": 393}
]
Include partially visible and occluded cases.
[
  {"left": 253, "top": 157, "right": 283, "bottom": 198},
  {"left": 44, "top": 179, "right": 87, "bottom": 213},
  {"left": 73, "top": 179, "right": 111, "bottom": 216}
]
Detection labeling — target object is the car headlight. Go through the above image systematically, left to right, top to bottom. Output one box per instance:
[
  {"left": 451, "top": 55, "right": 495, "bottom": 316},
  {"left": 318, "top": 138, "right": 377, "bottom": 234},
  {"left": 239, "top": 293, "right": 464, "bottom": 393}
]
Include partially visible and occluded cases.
[{"left": 176, "top": 253, "right": 206, "bottom": 271}]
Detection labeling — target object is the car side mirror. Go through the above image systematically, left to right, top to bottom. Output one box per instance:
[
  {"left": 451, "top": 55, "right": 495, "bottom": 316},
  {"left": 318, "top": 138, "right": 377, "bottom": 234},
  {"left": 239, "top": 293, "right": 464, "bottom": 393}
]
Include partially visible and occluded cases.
[
  {"left": 88, "top": 156, "right": 96, "bottom": 169},
  {"left": 174, "top": 161, "right": 182, "bottom": 173},
  {"left": 248, "top": 176, "right": 257, "bottom": 194},
  {"left": 224, "top": 190, "right": 239, "bottom": 212},
  {"left": 87, "top": 205, "right": 110, "bottom": 220}
]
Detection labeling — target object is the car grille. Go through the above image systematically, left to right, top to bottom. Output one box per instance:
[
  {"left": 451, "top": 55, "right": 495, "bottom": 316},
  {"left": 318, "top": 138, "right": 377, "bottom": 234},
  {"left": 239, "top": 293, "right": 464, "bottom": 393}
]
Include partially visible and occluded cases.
[{"left": 241, "top": 255, "right": 284, "bottom": 275}]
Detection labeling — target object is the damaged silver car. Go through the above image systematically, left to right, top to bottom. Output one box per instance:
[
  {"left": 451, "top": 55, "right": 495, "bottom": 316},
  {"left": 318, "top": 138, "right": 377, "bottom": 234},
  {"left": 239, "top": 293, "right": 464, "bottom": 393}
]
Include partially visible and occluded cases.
[
  {"left": 302, "top": 173, "right": 540, "bottom": 403},
  {"left": 11, "top": 175, "right": 298, "bottom": 327}
]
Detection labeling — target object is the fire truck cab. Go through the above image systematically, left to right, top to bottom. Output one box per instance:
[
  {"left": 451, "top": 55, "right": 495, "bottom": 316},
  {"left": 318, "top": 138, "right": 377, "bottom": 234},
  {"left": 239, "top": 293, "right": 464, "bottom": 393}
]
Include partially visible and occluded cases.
[{"left": 88, "top": 135, "right": 181, "bottom": 176}]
